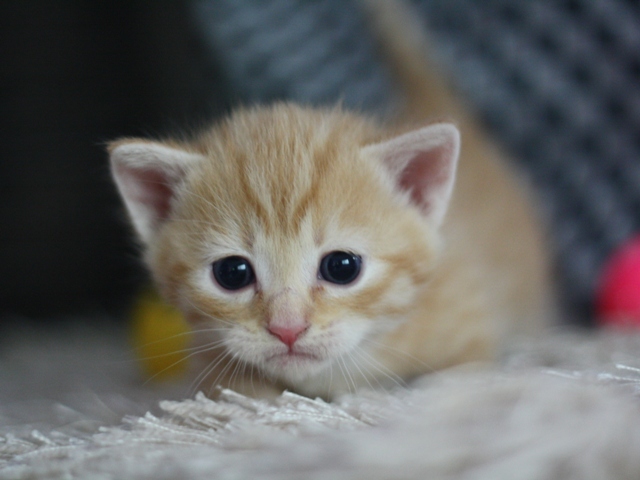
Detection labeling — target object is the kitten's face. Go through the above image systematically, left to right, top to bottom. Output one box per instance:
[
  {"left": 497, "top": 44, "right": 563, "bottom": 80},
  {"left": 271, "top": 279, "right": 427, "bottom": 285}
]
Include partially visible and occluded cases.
[{"left": 110, "top": 105, "right": 459, "bottom": 391}]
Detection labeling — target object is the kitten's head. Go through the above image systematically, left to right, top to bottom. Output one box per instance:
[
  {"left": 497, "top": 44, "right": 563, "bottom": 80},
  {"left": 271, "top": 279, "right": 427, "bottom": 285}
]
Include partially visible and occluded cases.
[{"left": 109, "top": 104, "right": 459, "bottom": 389}]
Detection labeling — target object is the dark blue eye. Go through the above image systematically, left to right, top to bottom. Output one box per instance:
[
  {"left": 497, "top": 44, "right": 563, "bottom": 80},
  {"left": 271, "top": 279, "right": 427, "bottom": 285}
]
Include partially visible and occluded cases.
[
  {"left": 319, "top": 251, "right": 362, "bottom": 285},
  {"left": 212, "top": 256, "right": 255, "bottom": 290}
]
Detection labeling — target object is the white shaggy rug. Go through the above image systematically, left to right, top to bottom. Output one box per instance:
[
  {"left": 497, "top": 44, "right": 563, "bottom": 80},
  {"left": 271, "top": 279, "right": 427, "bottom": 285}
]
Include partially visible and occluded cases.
[{"left": 2, "top": 323, "right": 640, "bottom": 479}]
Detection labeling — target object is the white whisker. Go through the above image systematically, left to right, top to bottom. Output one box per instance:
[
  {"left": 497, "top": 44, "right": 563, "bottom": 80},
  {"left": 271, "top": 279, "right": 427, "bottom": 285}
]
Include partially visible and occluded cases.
[
  {"left": 127, "top": 329, "right": 197, "bottom": 353},
  {"left": 363, "top": 337, "right": 436, "bottom": 373},
  {"left": 137, "top": 338, "right": 227, "bottom": 363},
  {"left": 141, "top": 340, "right": 226, "bottom": 386},
  {"left": 352, "top": 346, "right": 407, "bottom": 391},
  {"left": 187, "top": 348, "right": 233, "bottom": 397},
  {"left": 344, "top": 349, "right": 376, "bottom": 392},
  {"left": 205, "top": 350, "right": 241, "bottom": 397},
  {"left": 338, "top": 355, "right": 357, "bottom": 395}
]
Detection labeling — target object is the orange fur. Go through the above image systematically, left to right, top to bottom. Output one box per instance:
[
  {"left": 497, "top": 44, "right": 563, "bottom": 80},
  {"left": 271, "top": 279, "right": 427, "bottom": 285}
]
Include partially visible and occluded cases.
[{"left": 109, "top": 2, "right": 554, "bottom": 399}]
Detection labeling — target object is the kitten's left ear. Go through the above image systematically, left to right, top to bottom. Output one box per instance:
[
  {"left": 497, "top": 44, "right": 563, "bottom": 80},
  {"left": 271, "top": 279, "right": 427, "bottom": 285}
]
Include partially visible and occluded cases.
[
  {"left": 363, "top": 123, "right": 460, "bottom": 228},
  {"left": 109, "top": 140, "right": 204, "bottom": 244}
]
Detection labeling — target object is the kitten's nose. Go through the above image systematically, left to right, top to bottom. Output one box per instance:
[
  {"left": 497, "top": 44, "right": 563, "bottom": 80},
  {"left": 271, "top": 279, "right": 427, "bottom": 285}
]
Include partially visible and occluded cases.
[{"left": 267, "top": 324, "right": 308, "bottom": 347}]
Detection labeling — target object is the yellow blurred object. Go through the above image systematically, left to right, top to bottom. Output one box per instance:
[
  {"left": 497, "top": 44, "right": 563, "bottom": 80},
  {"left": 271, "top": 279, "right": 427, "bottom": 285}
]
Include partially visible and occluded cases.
[{"left": 131, "top": 288, "right": 190, "bottom": 380}]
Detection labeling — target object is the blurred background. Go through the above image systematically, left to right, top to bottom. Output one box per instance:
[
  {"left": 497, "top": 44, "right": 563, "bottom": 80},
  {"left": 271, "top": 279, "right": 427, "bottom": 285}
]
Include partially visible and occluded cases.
[
  {"left": 2, "top": 0, "right": 640, "bottom": 326},
  {"left": 0, "top": 1, "right": 235, "bottom": 322}
]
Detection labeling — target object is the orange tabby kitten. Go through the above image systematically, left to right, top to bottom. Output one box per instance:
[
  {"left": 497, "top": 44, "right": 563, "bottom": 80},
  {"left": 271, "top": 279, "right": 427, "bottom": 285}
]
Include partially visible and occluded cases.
[{"left": 109, "top": 1, "right": 553, "bottom": 398}]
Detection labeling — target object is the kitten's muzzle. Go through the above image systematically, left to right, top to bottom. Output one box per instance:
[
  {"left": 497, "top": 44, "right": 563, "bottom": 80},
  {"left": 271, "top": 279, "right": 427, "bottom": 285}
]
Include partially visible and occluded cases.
[{"left": 265, "top": 289, "right": 310, "bottom": 348}]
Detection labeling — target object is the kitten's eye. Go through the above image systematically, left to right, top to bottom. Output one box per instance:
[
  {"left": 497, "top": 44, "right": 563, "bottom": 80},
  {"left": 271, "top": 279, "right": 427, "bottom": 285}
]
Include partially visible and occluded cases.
[
  {"left": 319, "top": 251, "right": 362, "bottom": 285},
  {"left": 212, "top": 256, "right": 255, "bottom": 291}
]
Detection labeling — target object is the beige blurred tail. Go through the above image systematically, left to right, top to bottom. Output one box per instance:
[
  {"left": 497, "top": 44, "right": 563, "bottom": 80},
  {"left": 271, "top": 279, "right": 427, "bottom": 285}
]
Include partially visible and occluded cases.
[
  {"left": 359, "top": 0, "right": 466, "bottom": 121},
  {"left": 361, "top": 0, "right": 558, "bottom": 330}
]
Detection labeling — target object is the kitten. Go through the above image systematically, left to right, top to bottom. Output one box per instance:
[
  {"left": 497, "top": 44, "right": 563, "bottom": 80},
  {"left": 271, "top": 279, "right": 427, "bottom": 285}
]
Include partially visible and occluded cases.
[{"left": 109, "top": 1, "right": 553, "bottom": 399}]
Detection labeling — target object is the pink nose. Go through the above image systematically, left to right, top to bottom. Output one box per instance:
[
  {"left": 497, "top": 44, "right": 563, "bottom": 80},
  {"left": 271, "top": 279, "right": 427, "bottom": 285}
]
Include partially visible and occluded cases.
[{"left": 267, "top": 324, "right": 308, "bottom": 347}]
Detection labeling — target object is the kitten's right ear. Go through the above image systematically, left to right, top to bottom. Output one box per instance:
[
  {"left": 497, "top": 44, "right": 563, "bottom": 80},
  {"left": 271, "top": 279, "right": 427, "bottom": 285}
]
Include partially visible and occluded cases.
[
  {"left": 363, "top": 123, "right": 460, "bottom": 229},
  {"left": 109, "top": 140, "right": 204, "bottom": 244}
]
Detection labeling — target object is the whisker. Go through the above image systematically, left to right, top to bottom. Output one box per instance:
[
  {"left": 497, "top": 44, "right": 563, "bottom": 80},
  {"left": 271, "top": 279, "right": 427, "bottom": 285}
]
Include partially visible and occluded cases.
[
  {"left": 128, "top": 326, "right": 225, "bottom": 354},
  {"left": 135, "top": 338, "right": 227, "bottom": 363},
  {"left": 363, "top": 338, "right": 437, "bottom": 373},
  {"left": 140, "top": 340, "right": 224, "bottom": 386},
  {"left": 352, "top": 347, "right": 407, "bottom": 391},
  {"left": 188, "top": 348, "right": 233, "bottom": 397},
  {"left": 344, "top": 349, "right": 377, "bottom": 392},
  {"left": 350, "top": 349, "right": 389, "bottom": 392},
  {"left": 206, "top": 352, "right": 238, "bottom": 396},
  {"left": 229, "top": 355, "right": 244, "bottom": 392},
  {"left": 337, "top": 356, "right": 357, "bottom": 395},
  {"left": 333, "top": 357, "right": 348, "bottom": 394},
  {"left": 238, "top": 359, "right": 250, "bottom": 395},
  {"left": 249, "top": 362, "right": 257, "bottom": 397},
  {"left": 327, "top": 362, "right": 334, "bottom": 398}
]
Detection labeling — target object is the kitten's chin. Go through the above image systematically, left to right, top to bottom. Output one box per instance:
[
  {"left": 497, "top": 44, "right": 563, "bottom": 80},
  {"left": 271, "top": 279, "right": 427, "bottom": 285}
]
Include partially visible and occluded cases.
[{"left": 262, "top": 351, "right": 332, "bottom": 383}]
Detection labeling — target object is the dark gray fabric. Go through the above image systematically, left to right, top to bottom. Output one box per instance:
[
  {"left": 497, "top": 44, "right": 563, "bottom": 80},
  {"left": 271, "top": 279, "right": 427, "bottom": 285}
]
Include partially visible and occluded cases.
[{"left": 191, "top": 0, "right": 396, "bottom": 113}]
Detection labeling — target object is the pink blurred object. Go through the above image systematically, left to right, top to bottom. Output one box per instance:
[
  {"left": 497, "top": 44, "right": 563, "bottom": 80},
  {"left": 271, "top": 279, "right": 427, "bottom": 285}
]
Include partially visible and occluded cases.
[{"left": 596, "top": 234, "right": 640, "bottom": 328}]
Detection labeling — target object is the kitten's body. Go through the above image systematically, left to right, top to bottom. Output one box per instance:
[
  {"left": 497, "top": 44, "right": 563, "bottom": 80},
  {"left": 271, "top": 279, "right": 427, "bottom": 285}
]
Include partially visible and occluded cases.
[{"left": 110, "top": 2, "right": 553, "bottom": 398}]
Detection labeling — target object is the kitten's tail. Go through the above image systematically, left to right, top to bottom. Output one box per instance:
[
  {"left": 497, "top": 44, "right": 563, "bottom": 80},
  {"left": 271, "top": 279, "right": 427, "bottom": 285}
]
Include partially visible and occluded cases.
[
  {"left": 359, "top": 0, "right": 465, "bottom": 121},
  {"left": 361, "top": 0, "right": 558, "bottom": 330}
]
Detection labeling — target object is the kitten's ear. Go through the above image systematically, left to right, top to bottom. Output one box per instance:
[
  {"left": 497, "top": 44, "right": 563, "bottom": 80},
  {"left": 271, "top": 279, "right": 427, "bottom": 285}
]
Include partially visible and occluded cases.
[
  {"left": 363, "top": 123, "right": 460, "bottom": 228},
  {"left": 109, "top": 140, "right": 204, "bottom": 243}
]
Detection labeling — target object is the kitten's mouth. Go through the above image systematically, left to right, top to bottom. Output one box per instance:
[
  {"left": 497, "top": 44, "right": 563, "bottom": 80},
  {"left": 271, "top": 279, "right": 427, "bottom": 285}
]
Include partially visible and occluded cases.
[
  {"left": 262, "top": 348, "right": 330, "bottom": 381},
  {"left": 266, "top": 349, "right": 321, "bottom": 363},
  {"left": 269, "top": 351, "right": 317, "bottom": 360}
]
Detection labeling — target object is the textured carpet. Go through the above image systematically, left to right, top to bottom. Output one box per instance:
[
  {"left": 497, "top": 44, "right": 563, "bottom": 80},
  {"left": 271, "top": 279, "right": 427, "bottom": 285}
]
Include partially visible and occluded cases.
[{"left": 2, "top": 325, "right": 640, "bottom": 479}]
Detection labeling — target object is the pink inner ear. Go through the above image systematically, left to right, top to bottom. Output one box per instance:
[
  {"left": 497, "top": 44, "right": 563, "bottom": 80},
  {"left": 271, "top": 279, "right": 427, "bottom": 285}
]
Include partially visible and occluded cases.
[
  {"left": 398, "top": 146, "right": 452, "bottom": 214},
  {"left": 124, "top": 166, "right": 175, "bottom": 223}
]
